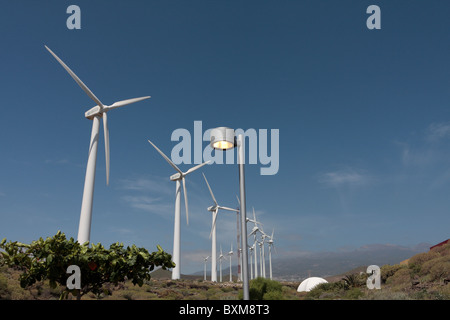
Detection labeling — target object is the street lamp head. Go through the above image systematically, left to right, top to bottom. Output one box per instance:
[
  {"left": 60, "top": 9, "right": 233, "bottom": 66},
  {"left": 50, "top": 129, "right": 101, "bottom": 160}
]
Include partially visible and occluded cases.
[{"left": 210, "top": 127, "right": 235, "bottom": 150}]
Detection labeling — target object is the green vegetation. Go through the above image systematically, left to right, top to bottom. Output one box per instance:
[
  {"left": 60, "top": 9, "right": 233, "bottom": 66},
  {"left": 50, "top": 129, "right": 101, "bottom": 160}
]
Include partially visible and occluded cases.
[
  {"left": 0, "top": 231, "right": 174, "bottom": 299},
  {"left": 0, "top": 264, "right": 301, "bottom": 300},
  {"left": 238, "top": 277, "right": 285, "bottom": 300},
  {"left": 304, "top": 277, "right": 362, "bottom": 300}
]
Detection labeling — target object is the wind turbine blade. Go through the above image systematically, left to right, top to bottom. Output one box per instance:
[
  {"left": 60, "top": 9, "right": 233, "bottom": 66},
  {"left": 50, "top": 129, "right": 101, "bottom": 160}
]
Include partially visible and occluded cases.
[
  {"left": 45, "top": 46, "right": 105, "bottom": 108},
  {"left": 107, "top": 96, "right": 150, "bottom": 110},
  {"left": 103, "top": 113, "right": 110, "bottom": 185},
  {"left": 147, "top": 139, "right": 182, "bottom": 174},
  {"left": 184, "top": 160, "right": 211, "bottom": 175},
  {"left": 202, "top": 173, "right": 218, "bottom": 206},
  {"left": 182, "top": 177, "right": 189, "bottom": 225},
  {"left": 236, "top": 195, "right": 240, "bottom": 205},
  {"left": 218, "top": 206, "right": 239, "bottom": 212},
  {"left": 247, "top": 218, "right": 260, "bottom": 225},
  {"left": 271, "top": 229, "right": 274, "bottom": 239}
]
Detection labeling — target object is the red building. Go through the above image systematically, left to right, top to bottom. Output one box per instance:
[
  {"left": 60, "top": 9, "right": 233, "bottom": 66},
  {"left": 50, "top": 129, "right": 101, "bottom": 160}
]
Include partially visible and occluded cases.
[{"left": 430, "top": 239, "right": 450, "bottom": 251}]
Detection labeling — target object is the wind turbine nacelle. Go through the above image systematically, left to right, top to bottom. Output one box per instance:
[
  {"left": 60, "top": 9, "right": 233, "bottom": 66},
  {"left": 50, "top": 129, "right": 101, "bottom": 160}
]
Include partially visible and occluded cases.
[
  {"left": 85, "top": 105, "right": 103, "bottom": 119},
  {"left": 170, "top": 173, "right": 182, "bottom": 181},
  {"left": 207, "top": 206, "right": 216, "bottom": 212}
]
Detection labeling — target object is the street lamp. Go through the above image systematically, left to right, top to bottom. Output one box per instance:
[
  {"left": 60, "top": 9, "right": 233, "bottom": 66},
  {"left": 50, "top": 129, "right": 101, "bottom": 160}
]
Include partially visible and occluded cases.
[{"left": 210, "top": 127, "right": 250, "bottom": 300}]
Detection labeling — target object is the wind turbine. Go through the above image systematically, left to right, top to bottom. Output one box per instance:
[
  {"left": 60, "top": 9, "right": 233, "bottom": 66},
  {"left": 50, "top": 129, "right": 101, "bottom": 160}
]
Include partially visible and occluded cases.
[
  {"left": 45, "top": 46, "right": 150, "bottom": 244},
  {"left": 147, "top": 139, "right": 210, "bottom": 280},
  {"left": 202, "top": 173, "right": 238, "bottom": 282},
  {"left": 248, "top": 207, "right": 263, "bottom": 278},
  {"left": 248, "top": 207, "right": 263, "bottom": 242},
  {"left": 260, "top": 229, "right": 270, "bottom": 278},
  {"left": 267, "top": 229, "right": 275, "bottom": 280},
  {"left": 249, "top": 233, "right": 258, "bottom": 278},
  {"left": 227, "top": 243, "right": 234, "bottom": 282},
  {"left": 248, "top": 243, "right": 255, "bottom": 280},
  {"left": 219, "top": 245, "right": 225, "bottom": 282},
  {"left": 203, "top": 256, "right": 210, "bottom": 281}
]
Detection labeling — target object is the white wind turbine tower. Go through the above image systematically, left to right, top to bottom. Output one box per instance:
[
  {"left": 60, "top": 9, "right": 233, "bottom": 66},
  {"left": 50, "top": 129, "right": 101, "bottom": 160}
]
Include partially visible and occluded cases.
[
  {"left": 45, "top": 46, "right": 150, "bottom": 244},
  {"left": 147, "top": 139, "right": 210, "bottom": 280},
  {"left": 203, "top": 173, "right": 238, "bottom": 282},
  {"left": 248, "top": 207, "right": 263, "bottom": 278},
  {"left": 259, "top": 229, "right": 270, "bottom": 278},
  {"left": 267, "top": 229, "right": 275, "bottom": 280},
  {"left": 249, "top": 231, "right": 259, "bottom": 278},
  {"left": 257, "top": 240, "right": 264, "bottom": 277},
  {"left": 227, "top": 243, "right": 234, "bottom": 282},
  {"left": 248, "top": 243, "right": 255, "bottom": 280},
  {"left": 219, "top": 246, "right": 226, "bottom": 282},
  {"left": 203, "top": 256, "right": 210, "bottom": 281}
]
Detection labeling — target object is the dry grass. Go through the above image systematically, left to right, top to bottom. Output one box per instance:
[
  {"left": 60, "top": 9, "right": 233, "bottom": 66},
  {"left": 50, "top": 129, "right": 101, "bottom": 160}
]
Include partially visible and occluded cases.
[{"left": 0, "top": 266, "right": 300, "bottom": 300}]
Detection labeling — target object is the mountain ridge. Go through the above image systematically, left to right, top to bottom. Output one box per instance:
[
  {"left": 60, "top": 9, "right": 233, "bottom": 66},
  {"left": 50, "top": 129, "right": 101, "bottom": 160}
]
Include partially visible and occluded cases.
[{"left": 188, "top": 242, "right": 432, "bottom": 282}]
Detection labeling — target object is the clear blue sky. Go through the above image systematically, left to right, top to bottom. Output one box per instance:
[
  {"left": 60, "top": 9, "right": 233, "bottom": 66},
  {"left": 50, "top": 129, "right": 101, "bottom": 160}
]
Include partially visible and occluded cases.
[{"left": 1, "top": 1, "right": 449, "bottom": 274}]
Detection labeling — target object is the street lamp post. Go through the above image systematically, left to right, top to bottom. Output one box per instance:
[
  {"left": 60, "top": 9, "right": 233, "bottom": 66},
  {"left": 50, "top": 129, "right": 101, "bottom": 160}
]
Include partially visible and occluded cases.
[{"left": 210, "top": 127, "right": 250, "bottom": 300}]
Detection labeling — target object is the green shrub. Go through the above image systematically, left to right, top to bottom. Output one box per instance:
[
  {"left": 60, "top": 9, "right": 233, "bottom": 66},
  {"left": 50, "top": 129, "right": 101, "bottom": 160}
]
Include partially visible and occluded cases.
[
  {"left": 0, "top": 232, "right": 175, "bottom": 300},
  {"left": 432, "top": 242, "right": 450, "bottom": 256},
  {"left": 408, "top": 251, "right": 440, "bottom": 276},
  {"left": 428, "top": 257, "right": 450, "bottom": 282},
  {"left": 381, "top": 264, "right": 405, "bottom": 283},
  {"left": 385, "top": 267, "right": 411, "bottom": 290},
  {"left": 0, "top": 273, "right": 11, "bottom": 300},
  {"left": 342, "top": 273, "right": 366, "bottom": 288},
  {"left": 239, "top": 277, "right": 284, "bottom": 300},
  {"left": 305, "top": 281, "right": 345, "bottom": 300},
  {"left": 437, "top": 283, "right": 450, "bottom": 299},
  {"left": 344, "top": 288, "right": 364, "bottom": 300},
  {"left": 263, "top": 290, "right": 284, "bottom": 300},
  {"left": 364, "top": 290, "right": 411, "bottom": 300},
  {"left": 122, "top": 291, "right": 134, "bottom": 300}
]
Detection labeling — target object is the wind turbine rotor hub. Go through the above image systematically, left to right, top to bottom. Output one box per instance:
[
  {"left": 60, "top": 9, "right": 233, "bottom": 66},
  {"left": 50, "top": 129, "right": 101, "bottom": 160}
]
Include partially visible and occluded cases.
[
  {"left": 85, "top": 105, "right": 103, "bottom": 119},
  {"left": 170, "top": 172, "right": 182, "bottom": 181}
]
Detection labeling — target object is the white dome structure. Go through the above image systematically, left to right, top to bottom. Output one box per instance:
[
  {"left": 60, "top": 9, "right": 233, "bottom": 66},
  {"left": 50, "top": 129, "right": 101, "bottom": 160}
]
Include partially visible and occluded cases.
[{"left": 297, "top": 277, "right": 328, "bottom": 292}]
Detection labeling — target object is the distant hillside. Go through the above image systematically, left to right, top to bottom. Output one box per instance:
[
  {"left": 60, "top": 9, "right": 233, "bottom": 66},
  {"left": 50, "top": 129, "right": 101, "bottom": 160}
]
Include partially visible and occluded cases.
[
  {"left": 303, "top": 241, "right": 450, "bottom": 300},
  {"left": 190, "top": 243, "right": 431, "bottom": 282},
  {"left": 271, "top": 243, "right": 431, "bottom": 281},
  {"left": 150, "top": 268, "right": 203, "bottom": 280}
]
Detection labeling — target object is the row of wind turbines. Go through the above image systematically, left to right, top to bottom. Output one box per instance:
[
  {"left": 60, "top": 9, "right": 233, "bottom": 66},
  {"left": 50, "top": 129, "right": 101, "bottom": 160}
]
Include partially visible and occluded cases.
[
  {"left": 44, "top": 45, "right": 275, "bottom": 283},
  {"left": 147, "top": 140, "right": 277, "bottom": 282},
  {"left": 203, "top": 204, "right": 277, "bottom": 283}
]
